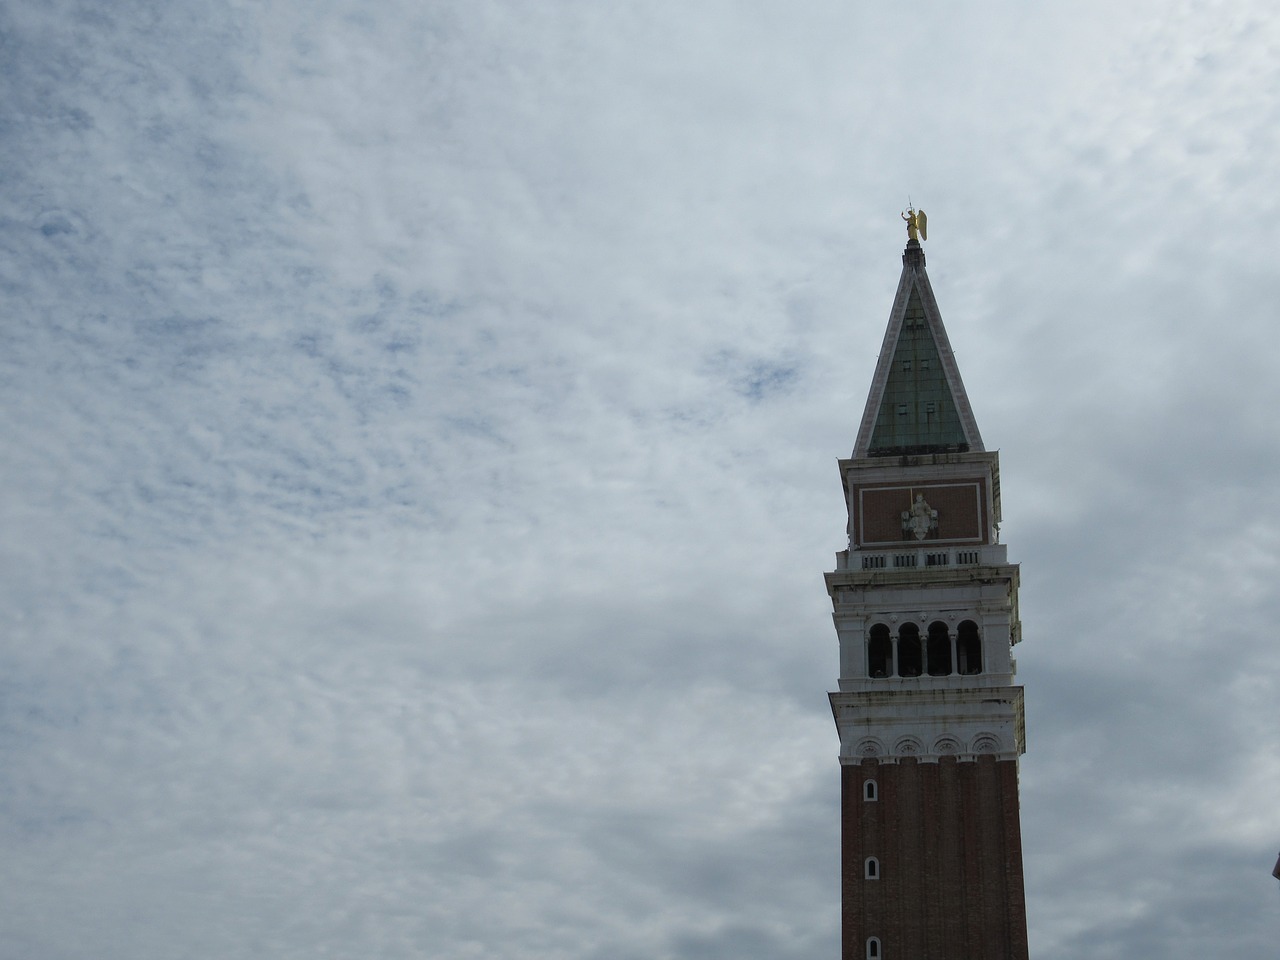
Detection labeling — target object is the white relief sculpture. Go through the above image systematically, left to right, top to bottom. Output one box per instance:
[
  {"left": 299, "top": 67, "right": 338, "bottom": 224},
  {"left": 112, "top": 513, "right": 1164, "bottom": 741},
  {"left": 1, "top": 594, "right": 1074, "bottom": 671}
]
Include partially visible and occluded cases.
[{"left": 902, "top": 494, "right": 938, "bottom": 541}]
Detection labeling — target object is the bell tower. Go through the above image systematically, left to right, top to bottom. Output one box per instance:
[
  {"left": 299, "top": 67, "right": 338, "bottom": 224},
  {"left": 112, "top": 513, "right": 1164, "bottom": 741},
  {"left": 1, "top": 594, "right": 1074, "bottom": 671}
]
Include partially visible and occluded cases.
[{"left": 827, "top": 226, "right": 1029, "bottom": 960}]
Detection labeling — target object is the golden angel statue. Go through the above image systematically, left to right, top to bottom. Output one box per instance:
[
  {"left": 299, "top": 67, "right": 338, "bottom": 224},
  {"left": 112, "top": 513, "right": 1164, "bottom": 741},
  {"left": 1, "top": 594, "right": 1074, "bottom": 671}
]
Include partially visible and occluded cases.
[{"left": 902, "top": 206, "right": 927, "bottom": 242}]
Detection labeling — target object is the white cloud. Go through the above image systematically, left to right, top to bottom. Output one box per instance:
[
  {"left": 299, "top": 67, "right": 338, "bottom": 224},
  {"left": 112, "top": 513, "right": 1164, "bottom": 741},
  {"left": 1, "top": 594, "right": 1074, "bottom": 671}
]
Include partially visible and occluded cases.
[{"left": 3, "top": 1, "right": 1279, "bottom": 958}]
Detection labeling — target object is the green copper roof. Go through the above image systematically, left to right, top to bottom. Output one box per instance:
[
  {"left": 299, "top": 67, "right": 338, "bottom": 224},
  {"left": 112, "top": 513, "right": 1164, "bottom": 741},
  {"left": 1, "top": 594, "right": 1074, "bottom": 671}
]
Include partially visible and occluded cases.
[
  {"left": 852, "top": 241, "right": 984, "bottom": 458},
  {"left": 866, "top": 288, "right": 968, "bottom": 456}
]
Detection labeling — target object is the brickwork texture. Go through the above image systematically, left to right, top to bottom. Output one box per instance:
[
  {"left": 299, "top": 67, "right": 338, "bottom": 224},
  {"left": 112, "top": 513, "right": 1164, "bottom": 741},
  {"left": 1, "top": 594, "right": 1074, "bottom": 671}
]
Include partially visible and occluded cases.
[{"left": 841, "top": 757, "right": 1029, "bottom": 960}]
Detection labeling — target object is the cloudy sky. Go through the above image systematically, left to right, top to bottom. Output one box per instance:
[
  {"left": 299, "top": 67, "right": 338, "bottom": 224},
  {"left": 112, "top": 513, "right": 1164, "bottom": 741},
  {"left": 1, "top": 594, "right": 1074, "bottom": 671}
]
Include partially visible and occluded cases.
[{"left": 3, "top": 1, "right": 1279, "bottom": 958}]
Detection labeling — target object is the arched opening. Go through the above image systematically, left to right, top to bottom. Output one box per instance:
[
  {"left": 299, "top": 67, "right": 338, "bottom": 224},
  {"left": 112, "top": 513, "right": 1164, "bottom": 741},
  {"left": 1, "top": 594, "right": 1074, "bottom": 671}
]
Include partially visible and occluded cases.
[
  {"left": 957, "top": 620, "right": 982, "bottom": 675},
  {"left": 926, "top": 621, "right": 951, "bottom": 675},
  {"left": 897, "top": 623, "right": 922, "bottom": 677},
  {"left": 867, "top": 624, "right": 891, "bottom": 678},
  {"left": 863, "top": 779, "right": 878, "bottom": 802},
  {"left": 864, "top": 857, "right": 879, "bottom": 880},
  {"left": 866, "top": 937, "right": 881, "bottom": 959}
]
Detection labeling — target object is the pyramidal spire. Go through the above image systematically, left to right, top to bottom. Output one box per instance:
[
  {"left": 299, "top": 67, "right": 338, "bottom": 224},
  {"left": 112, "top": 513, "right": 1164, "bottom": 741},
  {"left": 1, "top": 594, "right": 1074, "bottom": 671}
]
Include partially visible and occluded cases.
[{"left": 852, "top": 226, "right": 984, "bottom": 458}]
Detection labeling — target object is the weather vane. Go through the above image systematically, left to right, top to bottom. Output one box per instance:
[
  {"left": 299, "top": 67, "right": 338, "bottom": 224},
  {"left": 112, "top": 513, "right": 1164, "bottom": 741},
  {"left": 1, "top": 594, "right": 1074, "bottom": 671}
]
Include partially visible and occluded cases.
[{"left": 902, "top": 200, "right": 927, "bottom": 242}]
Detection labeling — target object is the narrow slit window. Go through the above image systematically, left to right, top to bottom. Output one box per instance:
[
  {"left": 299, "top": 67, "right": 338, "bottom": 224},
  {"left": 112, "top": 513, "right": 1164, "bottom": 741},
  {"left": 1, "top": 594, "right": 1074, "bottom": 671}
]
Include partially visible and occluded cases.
[
  {"left": 863, "top": 779, "right": 878, "bottom": 802},
  {"left": 864, "top": 857, "right": 879, "bottom": 880},
  {"left": 866, "top": 937, "right": 881, "bottom": 959}
]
